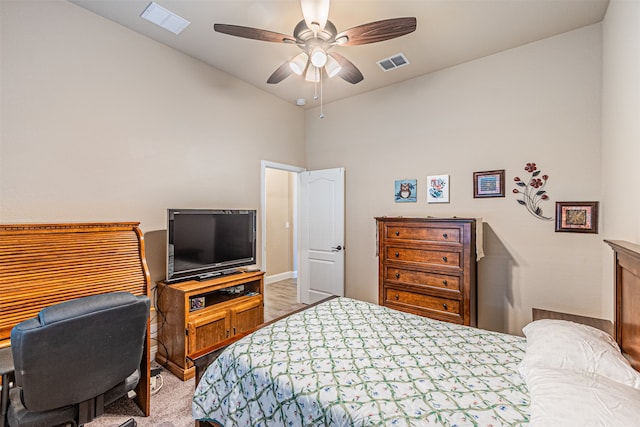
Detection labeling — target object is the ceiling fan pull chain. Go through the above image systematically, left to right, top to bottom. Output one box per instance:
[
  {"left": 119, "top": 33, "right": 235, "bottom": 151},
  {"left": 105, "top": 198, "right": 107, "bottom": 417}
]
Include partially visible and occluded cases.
[
  {"left": 319, "top": 69, "right": 325, "bottom": 119},
  {"left": 314, "top": 78, "right": 319, "bottom": 100}
]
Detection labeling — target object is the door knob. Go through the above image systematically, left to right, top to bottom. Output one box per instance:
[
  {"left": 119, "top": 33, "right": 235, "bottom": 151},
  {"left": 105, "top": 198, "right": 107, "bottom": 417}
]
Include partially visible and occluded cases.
[{"left": 331, "top": 245, "right": 343, "bottom": 251}]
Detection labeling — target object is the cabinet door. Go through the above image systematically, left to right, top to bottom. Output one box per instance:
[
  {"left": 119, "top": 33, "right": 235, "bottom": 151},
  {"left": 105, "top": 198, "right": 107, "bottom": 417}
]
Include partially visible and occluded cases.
[
  {"left": 230, "top": 297, "right": 263, "bottom": 336},
  {"left": 187, "top": 308, "right": 230, "bottom": 355}
]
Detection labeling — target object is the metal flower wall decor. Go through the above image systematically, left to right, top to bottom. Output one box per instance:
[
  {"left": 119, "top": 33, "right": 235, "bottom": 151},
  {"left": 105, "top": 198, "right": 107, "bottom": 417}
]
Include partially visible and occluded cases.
[{"left": 513, "top": 162, "right": 552, "bottom": 220}]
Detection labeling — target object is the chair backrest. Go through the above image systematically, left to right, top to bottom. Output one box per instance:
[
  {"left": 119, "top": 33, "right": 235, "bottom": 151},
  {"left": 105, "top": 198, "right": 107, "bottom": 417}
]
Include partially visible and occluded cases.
[{"left": 10, "top": 292, "right": 150, "bottom": 412}]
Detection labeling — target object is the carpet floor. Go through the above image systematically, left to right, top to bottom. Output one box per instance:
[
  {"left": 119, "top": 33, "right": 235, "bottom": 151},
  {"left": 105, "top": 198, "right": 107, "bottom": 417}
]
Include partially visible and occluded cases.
[{"left": 90, "top": 367, "right": 194, "bottom": 427}]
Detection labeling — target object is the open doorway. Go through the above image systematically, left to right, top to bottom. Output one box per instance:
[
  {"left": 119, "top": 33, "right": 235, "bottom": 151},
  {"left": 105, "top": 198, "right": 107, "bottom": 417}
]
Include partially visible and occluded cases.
[{"left": 260, "top": 161, "right": 305, "bottom": 320}]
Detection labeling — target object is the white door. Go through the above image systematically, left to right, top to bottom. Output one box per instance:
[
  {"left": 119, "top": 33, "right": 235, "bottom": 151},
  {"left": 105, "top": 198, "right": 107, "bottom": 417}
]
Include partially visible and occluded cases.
[{"left": 299, "top": 168, "right": 345, "bottom": 304}]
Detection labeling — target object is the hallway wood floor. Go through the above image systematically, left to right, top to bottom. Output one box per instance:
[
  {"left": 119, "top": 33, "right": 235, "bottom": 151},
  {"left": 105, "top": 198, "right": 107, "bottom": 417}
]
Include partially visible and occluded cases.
[{"left": 264, "top": 278, "right": 306, "bottom": 321}]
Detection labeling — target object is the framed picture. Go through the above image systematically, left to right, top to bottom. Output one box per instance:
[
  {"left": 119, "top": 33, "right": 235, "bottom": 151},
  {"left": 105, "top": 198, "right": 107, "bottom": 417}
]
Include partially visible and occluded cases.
[
  {"left": 473, "top": 169, "right": 505, "bottom": 198},
  {"left": 427, "top": 174, "right": 449, "bottom": 203},
  {"left": 394, "top": 179, "right": 417, "bottom": 203},
  {"left": 555, "top": 201, "right": 599, "bottom": 234}
]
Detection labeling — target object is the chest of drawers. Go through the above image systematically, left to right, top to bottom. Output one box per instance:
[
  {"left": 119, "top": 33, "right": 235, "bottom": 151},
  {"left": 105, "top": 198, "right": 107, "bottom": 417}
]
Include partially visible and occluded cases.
[{"left": 376, "top": 217, "right": 477, "bottom": 326}]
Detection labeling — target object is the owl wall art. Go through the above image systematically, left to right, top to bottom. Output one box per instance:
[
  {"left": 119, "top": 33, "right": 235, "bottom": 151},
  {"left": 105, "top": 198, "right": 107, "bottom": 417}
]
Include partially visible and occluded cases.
[{"left": 394, "top": 179, "right": 417, "bottom": 203}]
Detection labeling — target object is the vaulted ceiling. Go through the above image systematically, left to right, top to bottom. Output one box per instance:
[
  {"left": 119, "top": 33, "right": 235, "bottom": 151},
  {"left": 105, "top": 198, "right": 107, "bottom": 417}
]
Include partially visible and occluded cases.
[{"left": 70, "top": 0, "right": 609, "bottom": 108}]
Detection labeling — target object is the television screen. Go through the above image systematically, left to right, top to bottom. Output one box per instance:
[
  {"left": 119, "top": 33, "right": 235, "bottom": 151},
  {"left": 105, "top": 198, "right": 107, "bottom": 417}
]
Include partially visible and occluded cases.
[{"left": 166, "top": 209, "right": 256, "bottom": 283}]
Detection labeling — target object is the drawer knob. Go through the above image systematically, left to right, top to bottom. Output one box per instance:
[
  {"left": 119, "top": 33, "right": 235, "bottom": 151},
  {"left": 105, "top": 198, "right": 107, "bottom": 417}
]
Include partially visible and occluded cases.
[
  {"left": 395, "top": 231, "right": 400, "bottom": 236},
  {"left": 443, "top": 233, "right": 448, "bottom": 239},
  {"left": 395, "top": 252, "right": 400, "bottom": 258},
  {"left": 442, "top": 256, "right": 448, "bottom": 262},
  {"left": 395, "top": 273, "right": 400, "bottom": 279},
  {"left": 443, "top": 280, "right": 448, "bottom": 286},
  {"left": 394, "top": 293, "right": 400, "bottom": 301},
  {"left": 443, "top": 303, "right": 448, "bottom": 310}
]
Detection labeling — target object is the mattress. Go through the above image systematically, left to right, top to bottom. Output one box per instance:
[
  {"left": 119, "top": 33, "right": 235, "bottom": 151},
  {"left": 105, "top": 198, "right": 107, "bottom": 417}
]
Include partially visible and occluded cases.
[{"left": 193, "top": 297, "right": 529, "bottom": 426}]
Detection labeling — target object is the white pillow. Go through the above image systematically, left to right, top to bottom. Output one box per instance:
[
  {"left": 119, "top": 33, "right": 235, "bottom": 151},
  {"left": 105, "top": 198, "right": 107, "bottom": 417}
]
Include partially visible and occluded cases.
[
  {"left": 520, "top": 319, "right": 640, "bottom": 388},
  {"left": 525, "top": 367, "right": 640, "bottom": 427}
]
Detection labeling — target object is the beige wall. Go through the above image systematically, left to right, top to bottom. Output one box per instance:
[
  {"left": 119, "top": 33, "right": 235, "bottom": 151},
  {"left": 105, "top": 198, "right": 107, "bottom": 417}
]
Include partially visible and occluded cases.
[
  {"left": 0, "top": 1, "right": 305, "bottom": 286},
  {"left": 2, "top": 1, "right": 636, "bottom": 339},
  {"left": 601, "top": 1, "right": 640, "bottom": 290},
  {"left": 305, "top": 24, "right": 604, "bottom": 335},
  {"left": 265, "top": 168, "right": 294, "bottom": 277}
]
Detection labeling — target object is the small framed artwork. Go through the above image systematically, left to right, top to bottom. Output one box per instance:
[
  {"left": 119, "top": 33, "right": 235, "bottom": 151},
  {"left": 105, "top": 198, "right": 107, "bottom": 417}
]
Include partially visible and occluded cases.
[
  {"left": 473, "top": 169, "right": 505, "bottom": 198},
  {"left": 427, "top": 174, "right": 449, "bottom": 203},
  {"left": 394, "top": 179, "right": 417, "bottom": 203},
  {"left": 555, "top": 201, "right": 599, "bottom": 234}
]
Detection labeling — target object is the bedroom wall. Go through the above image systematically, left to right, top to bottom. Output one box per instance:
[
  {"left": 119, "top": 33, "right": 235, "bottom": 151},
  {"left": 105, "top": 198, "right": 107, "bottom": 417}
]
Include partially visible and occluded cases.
[
  {"left": 0, "top": 0, "right": 305, "bottom": 287},
  {"left": 601, "top": 1, "right": 640, "bottom": 288},
  {"left": 305, "top": 24, "right": 604, "bottom": 335}
]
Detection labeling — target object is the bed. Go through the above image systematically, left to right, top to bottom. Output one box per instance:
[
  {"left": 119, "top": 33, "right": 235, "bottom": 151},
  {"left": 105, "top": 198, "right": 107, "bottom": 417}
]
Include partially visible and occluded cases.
[{"left": 191, "top": 240, "right": 640, "bottom": 426}]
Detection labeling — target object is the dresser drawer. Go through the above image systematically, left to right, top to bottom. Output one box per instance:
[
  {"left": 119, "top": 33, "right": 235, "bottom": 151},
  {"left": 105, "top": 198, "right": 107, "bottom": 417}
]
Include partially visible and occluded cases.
[
  {"left": 384, "top": 225, "right": 461, "bottom": 244},
  {"left": 385, "top": 246, "right": 461, "bottom": 269},
  {"left": 384, "top": 267, "right": 460, "bottom": 292},
  {"left": 384, "top": 287, "right": 461, "bottom": 316}
]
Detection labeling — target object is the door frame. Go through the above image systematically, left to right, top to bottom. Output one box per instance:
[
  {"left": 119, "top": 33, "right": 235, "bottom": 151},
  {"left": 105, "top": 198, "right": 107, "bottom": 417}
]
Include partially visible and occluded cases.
[{"left": 260, "top": 160, "right": 306, "bottom": 295}]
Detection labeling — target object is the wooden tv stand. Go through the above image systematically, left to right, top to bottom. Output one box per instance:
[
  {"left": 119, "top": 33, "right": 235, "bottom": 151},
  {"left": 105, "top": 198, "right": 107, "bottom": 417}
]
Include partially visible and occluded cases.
[{"left": 155, "top": 271, "right": 264, "bottom": 381}]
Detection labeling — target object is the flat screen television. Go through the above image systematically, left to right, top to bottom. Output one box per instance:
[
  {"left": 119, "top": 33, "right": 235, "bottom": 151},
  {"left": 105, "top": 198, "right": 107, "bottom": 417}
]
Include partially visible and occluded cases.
[{"left": 166, "top": 209, "right": 257, "bottom": 283}]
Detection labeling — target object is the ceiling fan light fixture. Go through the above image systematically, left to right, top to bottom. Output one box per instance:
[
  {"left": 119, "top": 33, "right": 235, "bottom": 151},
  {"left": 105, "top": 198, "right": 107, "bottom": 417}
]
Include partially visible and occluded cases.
[
  {"left": 300, "top": 0, "right": 330, "bottom": 33},
  {"left": 310, "top": 47, "right": 327, "bottom": 67},
  {"left": 289, "top": 52, "right": 309, "bottom": 75},
  {"left": 325, "top": 55, "right": 342, "bottom": 78},
  {"left": 305, "top": 65, "right": 320, "bottom": 82}
]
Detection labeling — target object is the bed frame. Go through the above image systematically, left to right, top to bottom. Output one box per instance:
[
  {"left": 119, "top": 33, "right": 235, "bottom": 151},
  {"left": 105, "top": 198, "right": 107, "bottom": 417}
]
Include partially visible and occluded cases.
[
  {"left": 0, "top": 222, "right": 152, "bottom": 416},
  {"left": 190, "top": 240, "right": 640, "bottom": 426},
  {"left": 606, "top": 240, "right": 640, "bottom": 371}
]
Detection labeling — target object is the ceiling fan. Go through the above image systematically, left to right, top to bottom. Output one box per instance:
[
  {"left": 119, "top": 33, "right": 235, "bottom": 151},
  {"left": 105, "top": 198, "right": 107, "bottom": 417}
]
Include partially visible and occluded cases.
[{"left": 213, "top": 0, "right": 417, "bottom": 86}]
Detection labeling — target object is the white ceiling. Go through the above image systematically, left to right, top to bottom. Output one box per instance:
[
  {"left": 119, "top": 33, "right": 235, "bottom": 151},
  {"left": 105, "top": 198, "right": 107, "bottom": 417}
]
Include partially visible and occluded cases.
[{"left": 70, "top": 0, "right": 609, "bottom": 108}]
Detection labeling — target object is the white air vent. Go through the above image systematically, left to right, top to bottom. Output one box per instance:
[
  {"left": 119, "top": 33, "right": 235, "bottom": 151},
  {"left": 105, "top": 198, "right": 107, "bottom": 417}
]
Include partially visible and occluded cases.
[
  {"left": 141, "top": 2, "right": 190, "bottom": 35},
  {"left": 377, "top": 53, "right": 409, "bottom": 72}
]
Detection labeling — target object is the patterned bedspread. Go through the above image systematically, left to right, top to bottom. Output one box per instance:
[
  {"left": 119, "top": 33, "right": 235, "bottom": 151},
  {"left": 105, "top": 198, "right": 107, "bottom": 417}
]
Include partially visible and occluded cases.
[{"left": 193, "top": 297, "right": 529, "bottom": 426}]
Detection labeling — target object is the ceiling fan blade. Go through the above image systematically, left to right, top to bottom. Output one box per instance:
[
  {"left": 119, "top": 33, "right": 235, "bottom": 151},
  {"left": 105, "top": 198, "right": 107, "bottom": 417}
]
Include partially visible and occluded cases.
[
  {"left": 334, "top": 17, "right": 417, "bottom": 46},
  {"left": 214, "top": 24, "right": 296, "bottom": 44},
  {"left": 329, "top": 52, "right": 364, "bottom": 84},
  {"left": 267, "top": 62, "right": 294, "bottom": 84}
]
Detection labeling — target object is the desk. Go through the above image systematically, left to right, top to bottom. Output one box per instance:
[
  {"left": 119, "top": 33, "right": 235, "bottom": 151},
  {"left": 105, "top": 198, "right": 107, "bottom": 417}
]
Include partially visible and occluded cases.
[{"left": 0, "top": 347, "right": 14, "bottom": 427}]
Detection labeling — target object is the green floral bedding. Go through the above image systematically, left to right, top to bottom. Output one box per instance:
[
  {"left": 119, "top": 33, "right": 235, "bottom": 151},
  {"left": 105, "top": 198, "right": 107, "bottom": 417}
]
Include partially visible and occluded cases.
[{"left": 193, "top": 297, "right": 529, "bottom": 426}]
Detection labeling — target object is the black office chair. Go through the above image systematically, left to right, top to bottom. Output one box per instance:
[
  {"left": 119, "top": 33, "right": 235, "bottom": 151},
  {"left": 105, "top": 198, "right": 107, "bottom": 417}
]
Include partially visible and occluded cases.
[{"left": 7, "top": 292, "right": 149, "bottom": 427}]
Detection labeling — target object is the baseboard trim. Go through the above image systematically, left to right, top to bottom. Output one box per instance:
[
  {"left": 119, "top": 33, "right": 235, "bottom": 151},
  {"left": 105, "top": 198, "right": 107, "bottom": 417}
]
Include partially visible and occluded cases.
[{"left": 265, "top": 271, "right": 296, "bottom": 284}]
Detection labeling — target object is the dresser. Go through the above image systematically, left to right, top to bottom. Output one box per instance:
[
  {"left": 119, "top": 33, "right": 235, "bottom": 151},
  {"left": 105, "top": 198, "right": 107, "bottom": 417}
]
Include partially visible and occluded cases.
[{"left": 376, "top": 217, "right": 477, "bottom": 326}]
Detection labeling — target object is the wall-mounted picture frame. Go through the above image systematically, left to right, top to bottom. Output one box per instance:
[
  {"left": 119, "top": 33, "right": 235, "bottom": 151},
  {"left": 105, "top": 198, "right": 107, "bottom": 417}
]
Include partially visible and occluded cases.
[
  {"left": 473, "top": 169, "right": 505, "bottom": 198},
  {"left": 427, "top": 174, "right": 449, "bottom": 203},
  {"left": 394, "top": 179, "right": 417, "bottom": 203},
  {"left": 555, "top": 201, "right": 599, "bottom": 234}
]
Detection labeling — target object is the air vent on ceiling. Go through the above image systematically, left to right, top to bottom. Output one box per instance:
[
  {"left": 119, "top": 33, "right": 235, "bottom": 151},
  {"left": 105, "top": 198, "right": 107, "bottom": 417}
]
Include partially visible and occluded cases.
[
  {"left": 140, "top": 2, "right": 190, "bottom": 35},
  {"left": 377, "top": 53, "right": 409, "bottom": 72}
]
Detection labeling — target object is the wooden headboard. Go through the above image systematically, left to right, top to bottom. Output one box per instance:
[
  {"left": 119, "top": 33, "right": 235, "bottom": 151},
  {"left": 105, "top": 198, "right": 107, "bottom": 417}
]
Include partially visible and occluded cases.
[
  {"left": 0, "top": 222, "right": 151, "bottom": 415},
  {"left": 606, "top": 240, "right": 640, "bottom": 372}
]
